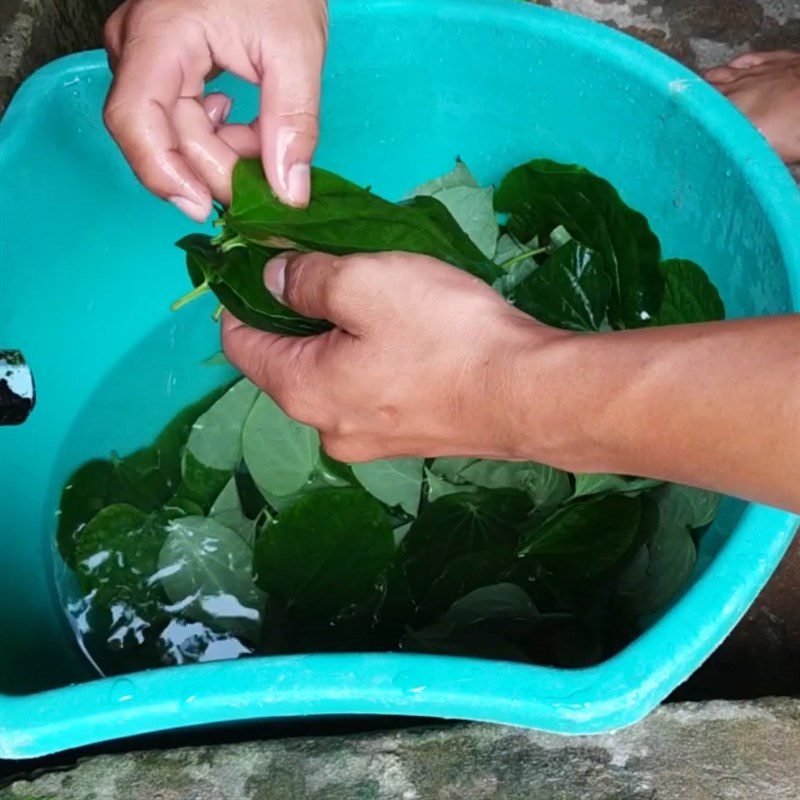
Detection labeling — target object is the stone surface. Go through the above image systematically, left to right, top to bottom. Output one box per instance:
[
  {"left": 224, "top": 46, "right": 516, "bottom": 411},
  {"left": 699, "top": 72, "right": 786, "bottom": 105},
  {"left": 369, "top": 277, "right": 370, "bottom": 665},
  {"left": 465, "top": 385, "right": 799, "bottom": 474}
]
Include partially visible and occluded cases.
[
  {"left": 0, "top": 0, "right": 117, "bottom": 115},
  {"left": 537, "top": 0, "right": 800, "bottom": 70},
  {"left": 2, "top": 698, "right": 799, "bottom": 799}
]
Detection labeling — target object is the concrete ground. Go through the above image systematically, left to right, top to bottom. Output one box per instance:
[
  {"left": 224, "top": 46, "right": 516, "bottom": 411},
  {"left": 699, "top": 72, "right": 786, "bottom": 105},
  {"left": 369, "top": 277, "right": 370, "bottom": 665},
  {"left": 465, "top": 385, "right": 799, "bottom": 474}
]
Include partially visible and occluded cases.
[
  {"left": 0, "top": 0, "right": 798, "bottom": 795},
  {"left": 3, "top": 699, "right": 800, "bottom": 800}
]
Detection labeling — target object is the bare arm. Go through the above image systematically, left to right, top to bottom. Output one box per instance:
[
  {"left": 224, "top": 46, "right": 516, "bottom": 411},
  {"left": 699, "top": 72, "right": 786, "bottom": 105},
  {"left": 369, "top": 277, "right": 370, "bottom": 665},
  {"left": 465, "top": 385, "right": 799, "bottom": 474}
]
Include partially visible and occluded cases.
[{"left": 511, "top": 316, "right": 800, "bottom": 510}]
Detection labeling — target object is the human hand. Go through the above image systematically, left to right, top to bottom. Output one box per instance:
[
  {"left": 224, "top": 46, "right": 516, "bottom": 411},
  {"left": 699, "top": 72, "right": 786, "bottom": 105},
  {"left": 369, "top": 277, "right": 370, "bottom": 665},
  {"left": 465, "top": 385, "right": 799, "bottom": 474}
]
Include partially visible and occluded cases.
[
  {"left": 103, "top": 0, "right": 328, "bottom": 220},
  {"left": 705, "top": 51, "right": 800, "bottom": 164},
  {"left": 221, "top": 252, "right": 571, "bottom": 463}
]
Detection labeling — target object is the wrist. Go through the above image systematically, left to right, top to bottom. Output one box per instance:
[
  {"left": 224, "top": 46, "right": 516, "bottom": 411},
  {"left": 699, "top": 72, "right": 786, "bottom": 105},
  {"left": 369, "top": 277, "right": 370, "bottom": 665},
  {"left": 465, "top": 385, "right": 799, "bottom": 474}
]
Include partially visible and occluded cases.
[{"left": 499, "top": 321, "right": 616, "bottom": 472}]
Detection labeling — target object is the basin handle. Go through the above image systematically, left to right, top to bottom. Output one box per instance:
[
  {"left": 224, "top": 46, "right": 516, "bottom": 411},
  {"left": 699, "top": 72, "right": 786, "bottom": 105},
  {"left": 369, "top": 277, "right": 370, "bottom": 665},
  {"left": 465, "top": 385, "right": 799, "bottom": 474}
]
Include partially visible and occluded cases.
[{"left": 0, "top": 350, "right": 36, "bottom": 425}]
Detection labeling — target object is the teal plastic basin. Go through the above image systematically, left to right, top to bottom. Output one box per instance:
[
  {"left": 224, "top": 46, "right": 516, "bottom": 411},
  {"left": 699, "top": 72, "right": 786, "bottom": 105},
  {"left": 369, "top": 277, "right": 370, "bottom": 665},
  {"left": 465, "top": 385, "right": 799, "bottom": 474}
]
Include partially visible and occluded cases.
[{"left": 1, "top": 0, "right": 798, "bottom": 759}]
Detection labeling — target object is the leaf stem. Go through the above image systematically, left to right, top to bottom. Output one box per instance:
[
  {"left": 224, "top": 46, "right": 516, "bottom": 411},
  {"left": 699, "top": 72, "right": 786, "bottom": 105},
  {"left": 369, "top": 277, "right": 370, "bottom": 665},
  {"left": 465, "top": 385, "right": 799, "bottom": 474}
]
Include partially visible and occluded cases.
[
  {"left": 219, "top": 234, "right": 248, "bottom": 253},
  {"left": 499, "top": 247, "right": 548, "bottom": 271},
  {"left": 170, "top": 282, "right": 211, "bottom": 312},
  {"left": 211, "top": 303, "right": 224, "bottom": 322}
]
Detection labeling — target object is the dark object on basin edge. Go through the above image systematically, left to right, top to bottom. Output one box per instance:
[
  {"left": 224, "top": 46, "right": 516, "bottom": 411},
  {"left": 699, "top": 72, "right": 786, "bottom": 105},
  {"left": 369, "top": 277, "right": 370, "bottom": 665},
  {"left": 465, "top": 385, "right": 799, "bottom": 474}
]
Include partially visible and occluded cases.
[{"left": 0, "top": 350, "right": 35, "bottom": 425}]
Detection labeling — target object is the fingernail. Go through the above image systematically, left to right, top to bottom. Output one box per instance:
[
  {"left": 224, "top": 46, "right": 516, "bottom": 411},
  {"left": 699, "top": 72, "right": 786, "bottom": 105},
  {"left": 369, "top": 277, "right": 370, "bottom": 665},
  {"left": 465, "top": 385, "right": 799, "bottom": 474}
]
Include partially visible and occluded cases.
[
  {"left": 207, "top": 97, "right": 233, "bottom": 125},
  {"left": 286, "top": 163, "right": 311, "bottom": 207},
  {"left": 169, "top": 195, "right": 209, "bottom": 223},
  {"left": 264, "top": 255, "right": 288, "bottom": 300}
]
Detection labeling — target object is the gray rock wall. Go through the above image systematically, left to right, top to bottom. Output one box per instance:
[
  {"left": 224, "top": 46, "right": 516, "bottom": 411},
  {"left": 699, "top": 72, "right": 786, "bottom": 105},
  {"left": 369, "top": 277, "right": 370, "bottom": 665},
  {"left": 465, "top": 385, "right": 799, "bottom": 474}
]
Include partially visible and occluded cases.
[
  {"left": 0, "top": 0, "right": 117, "bottom": 115},
  {"left": 3, "top": 699, "right": 799, "bottom": 800}
]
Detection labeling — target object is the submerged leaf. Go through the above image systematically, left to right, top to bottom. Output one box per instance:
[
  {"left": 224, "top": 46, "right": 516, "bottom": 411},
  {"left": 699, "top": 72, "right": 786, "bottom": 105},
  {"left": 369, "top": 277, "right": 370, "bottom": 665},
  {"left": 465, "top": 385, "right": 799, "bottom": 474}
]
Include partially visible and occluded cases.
[
  {"left": 180, "top": 379, "right": 260, "bottom": 509},
  {"left": 184, "top": 379, "right": 259, "bottom": 472},
  {"left": 57, "top": 383, "right": 230, "bottom": 569},
  {"left": 242, "top": 393, "right": 320, "bottom": 497},
  {"left": 351, "top": 457, "right": 425, "bottom": 516},
  {"left": 429, "top": 457, "right": 480, "bottom": 484},
  {"left": 456, "top": 459, "right": 571, "bottom": 509},
  {"left": 424, "top": 468, "right": 477, "bottom": 503},
  {"left": 572, "top": 473, "right": 662, "bottom": 500},
  {"left": 209, "top": 477, "right": 257, "bottom": 547},
  {"left": 616, "top": 485, "right": 711, "bottom": 615},
  {"left": 253, "top": 488, "right": 395, "bottom": 618},
  {"left": 398, "top": 489, "right": 532, "bottom": 605},
  {"left": 519, "top": 494, "right": 642, "bottom": 577},
  {"left": 74, "top": 503, "right": 171, "bottom": 615},
  {"left": 157, "top": 515, "right": 265, "bottom": 640},
  {"left": 421, "top": 547, "right": 517, "bottom": 618},
  {"left": 404, "top": 583, "right": 540, "bottom": 661},
  {"left": 421, "top": 583, "right": 538, "bottom": 629}
]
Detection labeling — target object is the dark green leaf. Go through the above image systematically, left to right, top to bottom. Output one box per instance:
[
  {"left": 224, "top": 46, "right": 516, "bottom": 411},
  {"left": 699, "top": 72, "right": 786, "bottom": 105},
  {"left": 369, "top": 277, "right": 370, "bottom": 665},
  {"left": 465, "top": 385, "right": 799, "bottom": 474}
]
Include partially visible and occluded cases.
[
  {"left": 495, "top": 159, "right": 663, "bottom": 329},
  {"left": 223, "top": 160, "right": 500, "bottom": 284},
  {"left": 178, "top": 234, "right": 331, "bottom": 336},
  {"left": 510, "top": 241, "right": 611, "bottom": 331},
  {"left": 654, "top": 259, "right": 725, "bottom": 325},
  {"left": 179, "top": 450, "right": 231, "bottom": 512},
  {"left": 58, "top": 456, "right": 164, "bottom": 570},
  {"left": 233, "top": 459, "right": 269, "bottom": 519},
  {"left": 655, "top": 483, "right": 721, "bottom": 530},
  {"left": 616, "top": 486, "right": 707, "bottom": 615},
  {"left": 253, "top": 488, "right": 395, "bottom": 618},
  {"left": 398, "top": 489, "right": 532, "bottom": 605},
  {"left": 519, "top": 494, "right": 642, "bottom": 577},
  {"left": 163, "top": 495, "right": 204, "bottom": 517},
  {"left": 421, "top": 547, "right": 517, "bottom": 618},
  {"left": 403, "top": 583, "right": 539, "bottom": 661},
  {"left": 418, "top": 583, "right": 539, "bottom": 629}
]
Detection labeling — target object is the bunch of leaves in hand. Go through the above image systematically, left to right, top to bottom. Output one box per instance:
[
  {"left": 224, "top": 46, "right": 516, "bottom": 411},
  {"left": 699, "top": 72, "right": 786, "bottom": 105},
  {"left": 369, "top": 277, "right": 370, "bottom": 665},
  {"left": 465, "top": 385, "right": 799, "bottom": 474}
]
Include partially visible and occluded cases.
[
  {"left": 59, "top": 157, "right": 725, "bottom": 673},
  {"left": 172, "top": 157, "right": 723, "bottom": 334}
]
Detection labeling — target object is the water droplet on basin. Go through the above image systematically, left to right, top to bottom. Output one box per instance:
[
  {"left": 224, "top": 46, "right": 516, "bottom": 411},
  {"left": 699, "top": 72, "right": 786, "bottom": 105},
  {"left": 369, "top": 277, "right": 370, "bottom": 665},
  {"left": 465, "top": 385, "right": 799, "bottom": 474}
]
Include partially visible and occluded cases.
[
  {"left": 393, "top": 670, "right": 427, "bottom": 695},
  {"left": 109, "top": 677, "right": 136, "bottom": 704}
]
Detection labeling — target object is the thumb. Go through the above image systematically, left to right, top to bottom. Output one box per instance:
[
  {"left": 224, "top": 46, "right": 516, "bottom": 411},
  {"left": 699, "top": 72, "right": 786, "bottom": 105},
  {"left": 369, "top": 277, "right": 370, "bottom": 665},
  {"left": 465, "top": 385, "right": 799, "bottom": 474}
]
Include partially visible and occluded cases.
[
  {"left": 259, "top": 36, "right": 325, "bottom": 208},
  {"left": 267, "top": 251, "right": 366, "bottom": 334}
]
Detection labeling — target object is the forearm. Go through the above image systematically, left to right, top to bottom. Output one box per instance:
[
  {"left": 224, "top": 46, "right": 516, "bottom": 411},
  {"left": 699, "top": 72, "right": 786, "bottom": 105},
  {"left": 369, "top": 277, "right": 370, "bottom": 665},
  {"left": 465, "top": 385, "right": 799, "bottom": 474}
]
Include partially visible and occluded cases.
[{"left": 515, "top": 316, "right": 800, "bottom": 511}]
